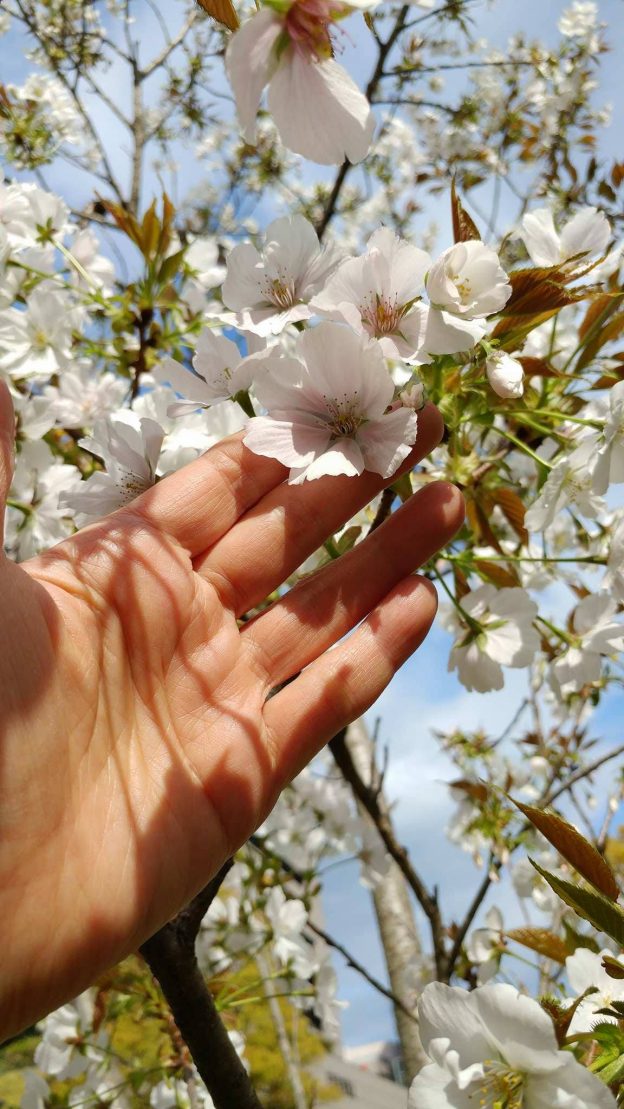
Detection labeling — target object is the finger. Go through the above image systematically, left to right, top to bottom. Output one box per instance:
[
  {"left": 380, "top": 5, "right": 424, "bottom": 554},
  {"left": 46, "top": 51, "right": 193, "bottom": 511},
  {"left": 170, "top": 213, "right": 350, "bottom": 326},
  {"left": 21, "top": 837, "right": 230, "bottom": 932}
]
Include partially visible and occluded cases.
[
  {"left": 0, "top": 381, "right": 15, "bottom": 549},
  {"left": 195, "top": 403, "right": 444, "bottom": 613},
  {"left": 127, "top": 432, "right": 287, "bottom": 556},
  {"left": 242, "top": 481, "right": 463, "bottom": 685},
  {"left": 262, "top": 574, "right": 438, "bottom": 786}
]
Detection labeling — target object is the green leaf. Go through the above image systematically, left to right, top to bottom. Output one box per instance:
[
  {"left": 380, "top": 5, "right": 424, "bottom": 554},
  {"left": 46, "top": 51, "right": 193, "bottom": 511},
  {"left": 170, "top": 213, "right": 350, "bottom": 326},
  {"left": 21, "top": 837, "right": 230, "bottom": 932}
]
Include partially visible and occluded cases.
[
  {"left": 513, "top": 800, "right": 619, "bottom": 901},
  {"left": 530, "top": 861, "right": 624, "bottom": 946}
]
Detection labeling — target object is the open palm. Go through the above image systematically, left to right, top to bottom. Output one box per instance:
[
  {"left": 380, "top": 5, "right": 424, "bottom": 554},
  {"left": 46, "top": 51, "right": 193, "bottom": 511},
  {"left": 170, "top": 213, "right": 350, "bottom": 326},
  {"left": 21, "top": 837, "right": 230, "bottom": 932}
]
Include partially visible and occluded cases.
[{"left": 0, "top": 383, "right": 463, "bottom": 1039}]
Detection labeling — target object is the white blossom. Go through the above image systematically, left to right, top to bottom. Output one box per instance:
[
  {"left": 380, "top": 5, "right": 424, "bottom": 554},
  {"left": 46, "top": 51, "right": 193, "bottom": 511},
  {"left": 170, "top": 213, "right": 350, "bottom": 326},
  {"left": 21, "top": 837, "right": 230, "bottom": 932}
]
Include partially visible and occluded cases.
[
  {"left": 520, "top": 205, "right": 610, "bottom": 268},
  {"left": 222, "top": 215, "right": 342, "bottom": 336},
  {"left": 310, "top": 226, "right": 430, "bottom": 361},
  {"left": 423, "top": 240, "right": 511, "bottom": 354},
  {"left": 0, "top": 287, "right": 78, "bottom": 378},
  {"left": 244, "top": 323, "right": 417, "bottom": 483},
  {"left": 155, "top": 331, "right": 260, "bottom": 412},
  {"left": 48, "top": 362, "right": 128, "bottom": 428},
  {"left": 591, "top": 380, "right": 624, "bottom": 494},
  {"left": 64, "top": 411, "right": 164, "bottom": 525},
  {"left": 6, "top": 440, "right": 82, "bottom": 560},
  {"left": 525, "top": 440, "right": 604, "bottom": 532},
  {"left": 444, "top": 585, "right": 539, "bottom": 693},
  {"left": 552, "top": 594, "right": 624, "bottom": 695},
  {"left": 263, "top": 887, "right": 317, "bottom": 978},
  {"left": 466, "top": 906, "right": 504, "bottom": 984},
  {"left": 566, "top": 947, "right": 624, "bottom": 1035},
  {"left": 408, "top": 981, "right": 616, "bottom": 1108}
]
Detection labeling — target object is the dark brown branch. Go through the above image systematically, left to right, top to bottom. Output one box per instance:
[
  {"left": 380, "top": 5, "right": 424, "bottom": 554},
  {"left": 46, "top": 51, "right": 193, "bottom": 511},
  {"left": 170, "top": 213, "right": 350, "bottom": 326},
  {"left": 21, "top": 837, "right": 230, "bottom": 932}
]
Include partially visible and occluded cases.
[
  {"left": 315, "top": 5, "right": 410, "bottom": 239},
  {"left": 329, "top": 730, "right": 448, "bottom": 979},
  {"left": 140, "top": 860, "right": 264, "bottom": 1109}
]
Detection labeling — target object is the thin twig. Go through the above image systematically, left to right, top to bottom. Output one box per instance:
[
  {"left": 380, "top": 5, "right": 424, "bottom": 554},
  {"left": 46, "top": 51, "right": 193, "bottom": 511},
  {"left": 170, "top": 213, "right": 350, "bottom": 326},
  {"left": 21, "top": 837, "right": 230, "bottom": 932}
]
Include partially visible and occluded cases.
[{"left": 306, "top": 921, "right": 418, "bottom": 1023}]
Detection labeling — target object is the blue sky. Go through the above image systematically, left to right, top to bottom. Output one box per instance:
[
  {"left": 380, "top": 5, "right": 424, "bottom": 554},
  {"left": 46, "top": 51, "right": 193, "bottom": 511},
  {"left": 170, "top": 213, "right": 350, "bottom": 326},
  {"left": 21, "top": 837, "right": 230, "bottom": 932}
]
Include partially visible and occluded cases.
[{"left": 2, "top": 0, "right": 624, "bottom": 1055}]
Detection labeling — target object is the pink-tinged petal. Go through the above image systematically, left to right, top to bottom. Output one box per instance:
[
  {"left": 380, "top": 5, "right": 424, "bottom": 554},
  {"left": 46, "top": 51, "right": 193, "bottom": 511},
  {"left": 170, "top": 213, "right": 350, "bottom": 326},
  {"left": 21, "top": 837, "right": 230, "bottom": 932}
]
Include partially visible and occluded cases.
[
  {"left": 225, "top": 10, "right": 282, "bottom": 144},
  {"left": 268, "top": 53, "right": 374, "bottom": 166},
  {"left": 264, "top": 215, "right": 321, "bottom": 283},
  {"left": 367, "top": 226, "right": 431, "bottom": 302},
  {"left": 222, "top": 241, "right": 266, "bottom": 311},
  {"left": 235, "top": 302, "right": 312, "bottom": 337},
  {"left": 423, "top": 309, "right": 485, "bottom": 355},
  {"left": 297, "top": 323, "right": 393, "bottom": 418},
  {"left": 253, "top": 356, "right": 308, "bottom": 413},
  {"left": 154, "top": 357, "right": 211, "bottom": 403},
  {"left": 357, "top": 408, "right": 417, "bottom": 478},
  {"left": 244, "top": 414, "right": 330, "bottom": 467},
  {"left": 291, "top": 438, "right": 365, "bottom": 483}
]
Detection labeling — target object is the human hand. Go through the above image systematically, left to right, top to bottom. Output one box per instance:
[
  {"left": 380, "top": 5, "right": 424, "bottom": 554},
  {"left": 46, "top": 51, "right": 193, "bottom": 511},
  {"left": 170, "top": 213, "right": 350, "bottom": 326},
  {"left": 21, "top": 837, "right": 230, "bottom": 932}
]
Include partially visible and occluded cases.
[{"left": 0, "top": 381, "right": 463, "bottom": 1039}]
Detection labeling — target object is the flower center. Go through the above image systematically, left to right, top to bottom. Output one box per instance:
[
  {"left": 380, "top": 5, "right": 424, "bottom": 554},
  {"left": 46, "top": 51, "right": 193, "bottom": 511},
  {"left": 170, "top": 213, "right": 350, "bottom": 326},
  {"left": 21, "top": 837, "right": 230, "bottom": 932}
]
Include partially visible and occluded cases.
[
  {"left": 284, "top": 0, "right": 343, "bottom": 61},
  {"left": 450, "top": 272, "right": 473, "bottom": 305},
  {"left": 263, "top": 276, "right": 297, "bottom": 310},
  {"left": 359, "top": 292, "right": 407, "bottom": 337},
  {"left": 31, "top": 328, "right": 50, "bottom": 352},
  {"left": 324, "top": 399, "right": 364, "bottom": 438},
  {"left": 562, "top": 468, "right": 592, "bottom": 504},
  {"left": 471, "top": 1060, "right": 525, "bottom": 1108}
]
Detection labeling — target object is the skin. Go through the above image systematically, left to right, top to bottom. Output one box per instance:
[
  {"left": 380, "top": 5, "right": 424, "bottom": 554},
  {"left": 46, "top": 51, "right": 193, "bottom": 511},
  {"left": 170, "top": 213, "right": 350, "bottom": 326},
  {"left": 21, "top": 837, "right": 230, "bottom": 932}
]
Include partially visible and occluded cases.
[{"left": 0, "top": 380, "right": 464, "bottom": 1040}]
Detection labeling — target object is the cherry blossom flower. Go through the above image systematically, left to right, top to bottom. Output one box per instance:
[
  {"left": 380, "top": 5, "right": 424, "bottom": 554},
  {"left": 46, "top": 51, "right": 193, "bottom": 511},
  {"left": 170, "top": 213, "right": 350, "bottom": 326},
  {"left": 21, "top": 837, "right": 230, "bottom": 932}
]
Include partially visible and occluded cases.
[
  {"left": 225, "top": 1, "right": 376, "bottom": 165},
  {"left": 519, "top": 205, "right": 610, "bottom": 268},
  {"left": 221, "top": 215, "right": 342, "bottom": 336},
  {"left": 310, "top": 226, "right": 430, "bottom": 361},
  {"left": 68, "top": 228, "right": 115, "bottom": 292},
  {"left": 423, "top": 240, "right": 511, "bottom": 354},
  {"left": 0, "top": 287, "right": 79, "bottom": 378},
  {"left": 243, "top": 322, "right": 417, "bottom": 483},
  {"left": 155, "top": 331, "right": 261, "bottom": 412},
  {"left": 486, "top": 351, "right": 524, "bottom": 398},
  {"left": 48, "top": 362, "right": 128, "bottom": 428},
  {"left": 591, "top": 380, "right": 624, "bottom": 494},
  {"left": 64, "top": 411, "right": 164, "bottom": 525},
  {"left": 6, "top": 440, "right": 82, "bottom": 561},
  {"left": 525, "top": 440, "right": 604, "bottom": 532},
  {"left": 443, "top": 585, "right": 539, "bottom": 693},
  {"left": 552, "top": 594, "right": 624, "bottom": 695},
  {"left": 263, "top": 887, "right": 317, "bottom": 977},
  {"left": 466, "top": 906, "right": 504, "bottom": 984},
  {"left": 566, "top": 947, "right": 624, "bottom": 1035},
  {"left": 408, "top": 981, "right": 616, "bottom": 1108},
  {"left": 34, "top": 994, "right": 98, "bottom": 1079},
  {"left": 19, "top": 1071, "right": 50, "bottom": 1109}
]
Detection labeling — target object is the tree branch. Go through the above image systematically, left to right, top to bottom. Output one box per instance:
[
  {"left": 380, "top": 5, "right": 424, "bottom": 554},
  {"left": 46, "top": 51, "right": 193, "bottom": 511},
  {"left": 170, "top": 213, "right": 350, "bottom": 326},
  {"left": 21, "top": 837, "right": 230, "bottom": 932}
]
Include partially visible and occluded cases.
[
  {"left": 315, "top": 4, "right": 410, "bottom": 239},
  {"left": 141, "top": 9, "right": 198, "bottom": 79},
  {"left": 329, "top": 730, "right": 448, "bottom": 979},
  {"left": 140, "top": 860, "right": 265, "bottom": 1109},
  {"left": 306, "top": 920, "right": 419, "bottom": 1023}
]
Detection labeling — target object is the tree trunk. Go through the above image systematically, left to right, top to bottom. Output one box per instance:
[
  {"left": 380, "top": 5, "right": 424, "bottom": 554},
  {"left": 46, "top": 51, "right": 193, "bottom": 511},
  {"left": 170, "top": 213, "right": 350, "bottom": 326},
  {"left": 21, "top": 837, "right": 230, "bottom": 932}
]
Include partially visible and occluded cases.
[{"left": 345, "top": 718, "right": 429, "bottom": 1082}]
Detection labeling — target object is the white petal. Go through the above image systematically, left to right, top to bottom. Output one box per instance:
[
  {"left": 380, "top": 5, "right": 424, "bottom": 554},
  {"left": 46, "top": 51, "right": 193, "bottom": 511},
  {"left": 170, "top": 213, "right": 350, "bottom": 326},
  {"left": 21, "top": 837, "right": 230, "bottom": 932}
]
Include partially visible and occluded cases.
[
  {"left": 225, "top": 10, "right": 282, "bottom": 143},
  {"left": 268, "top": 53, "right": 374, "bottom": 165},
  {"left": 560, "top": 207, "right": 611, "bottom": 261},
  {"left": 520, "top": 209, "right": 561, "bottom": 267},
  {"left": 222, "top": 242, "right": 266, "bottom": 312},
  {"left": 423, "top": 308, "right": 485, "bottom": 355},
  {"left": 297, "top": 323, "right": 393, "bottom": 418},
  {"left": 357, "top": 408, "right": 417, "bottom": 478},
  {"left": 244, "top": 414, "right": 330, "bottom": 467},
  {"left": 292, "top": 438, "right": 365, "bottom": 483},
  {"left": 418, "top": 983, "right": 491, "bottom": 1066},
  {"left": 470, "top": 983, "right": 560, "bottom": 1073}
]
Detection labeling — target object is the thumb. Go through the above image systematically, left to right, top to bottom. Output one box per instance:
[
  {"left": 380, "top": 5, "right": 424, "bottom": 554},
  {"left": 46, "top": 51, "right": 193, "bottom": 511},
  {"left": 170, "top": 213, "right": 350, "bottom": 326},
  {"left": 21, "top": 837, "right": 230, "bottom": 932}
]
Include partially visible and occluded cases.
[{"left": 0, "top": 380, "right": 15, "bottom": 547}]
